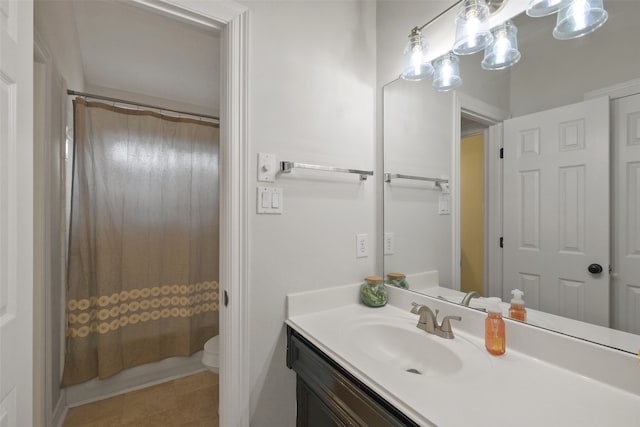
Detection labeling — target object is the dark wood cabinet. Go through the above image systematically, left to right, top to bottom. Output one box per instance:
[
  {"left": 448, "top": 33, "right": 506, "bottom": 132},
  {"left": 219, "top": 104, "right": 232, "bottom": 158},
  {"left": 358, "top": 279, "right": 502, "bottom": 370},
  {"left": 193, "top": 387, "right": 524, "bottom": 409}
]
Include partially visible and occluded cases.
[{"left": 286, "top": 326, "right": 419, "bottom": 427}]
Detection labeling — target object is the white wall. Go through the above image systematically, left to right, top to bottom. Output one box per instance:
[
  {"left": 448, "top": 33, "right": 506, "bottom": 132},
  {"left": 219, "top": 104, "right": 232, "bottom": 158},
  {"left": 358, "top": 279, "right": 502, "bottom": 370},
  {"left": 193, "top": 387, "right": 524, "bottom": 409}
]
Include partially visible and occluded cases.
[
  {"left": 34, "top": 0, "right": 85, "bottom": 92},
  {"left": 34, "top": 0, "right": 85, "bottom": 258},
  {"left": 242, "top": 1, "right": 376, "bottom": 425},
  {"left": 34, "top": 2, "right": 85, "bottom": 424},
  {"left": 510, "top": 2, "right": 640, "bottom": 117},
  {"left": 458, "top": 54, "right": 511, "bottom": 113}
]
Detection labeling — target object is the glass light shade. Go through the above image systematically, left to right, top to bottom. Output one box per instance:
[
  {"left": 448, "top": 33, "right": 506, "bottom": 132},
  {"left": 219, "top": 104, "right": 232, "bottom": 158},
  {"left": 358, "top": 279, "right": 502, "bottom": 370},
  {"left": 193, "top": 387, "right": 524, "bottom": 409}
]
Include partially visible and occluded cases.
[
  {"left": 453, "top": 0, "right": 494, "bottom": 55},
  {"left": 526, "top": 0, "right": 574, "bottom": 17},
  {"left": 553, "top": 0, "right": 608, "bottom": 40},
  {"left": 481, "top": 20, "right": 522, "bottom": 70},
  {"left": 400, "top": 29, "right": 434, "bottom": 81},
  {"left": 432, "top": 53, "right": 462, "bottom": 92}
]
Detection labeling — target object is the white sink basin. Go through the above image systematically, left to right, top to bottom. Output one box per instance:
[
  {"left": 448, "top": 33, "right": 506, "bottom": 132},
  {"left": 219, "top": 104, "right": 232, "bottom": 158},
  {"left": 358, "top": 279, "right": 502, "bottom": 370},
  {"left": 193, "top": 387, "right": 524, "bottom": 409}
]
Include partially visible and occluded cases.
[{"left": 345, "top": 314, "right": 491, "bottom": 378}]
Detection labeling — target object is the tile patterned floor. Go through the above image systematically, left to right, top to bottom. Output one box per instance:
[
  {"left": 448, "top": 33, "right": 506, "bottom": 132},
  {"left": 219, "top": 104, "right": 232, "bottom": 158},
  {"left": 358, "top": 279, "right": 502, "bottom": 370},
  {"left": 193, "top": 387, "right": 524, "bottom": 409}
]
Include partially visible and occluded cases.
[{"left": 63, "top": 371, "right": 219, "bottom": 427}]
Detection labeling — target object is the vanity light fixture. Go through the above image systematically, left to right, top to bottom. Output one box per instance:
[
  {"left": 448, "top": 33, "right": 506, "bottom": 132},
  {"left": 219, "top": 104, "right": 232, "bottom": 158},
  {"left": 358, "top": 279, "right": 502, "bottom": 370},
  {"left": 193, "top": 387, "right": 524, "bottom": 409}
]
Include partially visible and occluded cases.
[
  {"left": 399, "top": 0, "right": 466, "bottom": 81},
  {"left": 401, "top": 0, "right": 610, "bottom": 93},
  {"left": 452, "top": 0, "right": 494, "bottom": 55},
  {"left": 526, "top": 0, "right": 574, "bottom": 17},
  {"left": 553, "top": 0, "right": 608, "bottom": 40},
  {"left": 481, "top": 20, "right": 521, "bottom": 70},
  {"left": 400, "top": 27, "right": 434, "bottom": 81},
  {"left": 432, "top": 52, "right": 463, "bottom": 92}
]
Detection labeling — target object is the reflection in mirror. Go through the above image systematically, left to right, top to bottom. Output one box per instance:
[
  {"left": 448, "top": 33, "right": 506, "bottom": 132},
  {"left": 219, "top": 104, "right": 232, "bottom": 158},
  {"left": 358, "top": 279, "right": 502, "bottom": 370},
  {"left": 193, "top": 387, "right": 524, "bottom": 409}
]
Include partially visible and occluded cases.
[{"left": 383, "top": 1, "right": 640, "bottom": 354}]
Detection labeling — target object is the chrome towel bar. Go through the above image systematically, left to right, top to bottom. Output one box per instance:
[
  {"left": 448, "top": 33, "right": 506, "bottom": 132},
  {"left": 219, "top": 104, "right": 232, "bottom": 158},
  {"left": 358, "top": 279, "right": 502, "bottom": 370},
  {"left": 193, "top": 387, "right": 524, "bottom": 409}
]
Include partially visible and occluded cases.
[
  {"left": 280, "top": 161, "right": 374, "bottom": 181},
  {"left": 384, "top": 173, "right": 448, "bottom": 189}
]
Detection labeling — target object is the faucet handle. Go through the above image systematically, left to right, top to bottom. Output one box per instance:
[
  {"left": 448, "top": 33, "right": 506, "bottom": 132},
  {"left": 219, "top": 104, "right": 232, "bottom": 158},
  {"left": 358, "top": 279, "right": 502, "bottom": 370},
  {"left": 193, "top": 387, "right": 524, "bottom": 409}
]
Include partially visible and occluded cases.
[
  {"left": 410, "top": 302, "right": 421, "bottom": 314},
  {"left": 410, "top": 302, "right": 439, "bottom": 317},
  {"left": 439, "top": 315, "right": 462, "bottom": 332}
]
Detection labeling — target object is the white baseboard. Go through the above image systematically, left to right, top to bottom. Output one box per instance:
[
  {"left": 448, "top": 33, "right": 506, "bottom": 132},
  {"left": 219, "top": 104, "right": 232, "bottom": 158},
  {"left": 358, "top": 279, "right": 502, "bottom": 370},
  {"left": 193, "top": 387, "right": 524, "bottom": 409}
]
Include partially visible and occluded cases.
[{"left": 64, "top": 351, "right": 206, "bottom": 408}]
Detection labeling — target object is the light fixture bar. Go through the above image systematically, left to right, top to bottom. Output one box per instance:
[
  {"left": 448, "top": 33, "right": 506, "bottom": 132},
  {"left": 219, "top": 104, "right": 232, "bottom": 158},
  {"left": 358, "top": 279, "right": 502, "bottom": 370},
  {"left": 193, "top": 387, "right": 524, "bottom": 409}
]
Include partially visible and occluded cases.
[{"left": 417, "top": 0, "right": 465, "bottom": 32}]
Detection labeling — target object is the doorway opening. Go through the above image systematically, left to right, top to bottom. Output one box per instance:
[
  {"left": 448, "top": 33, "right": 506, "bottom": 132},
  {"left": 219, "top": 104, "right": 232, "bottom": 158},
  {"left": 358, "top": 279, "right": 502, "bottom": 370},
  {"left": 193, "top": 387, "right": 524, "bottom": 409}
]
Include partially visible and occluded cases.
[
  {"left": 33, "top": 1, "right": 249, "bottom": 426},
  {"left": 454, "top": 97, "right": 507, "bottom": 301},
  {"left": 460, "top": 116, "right": 489, "bottom": 296}
]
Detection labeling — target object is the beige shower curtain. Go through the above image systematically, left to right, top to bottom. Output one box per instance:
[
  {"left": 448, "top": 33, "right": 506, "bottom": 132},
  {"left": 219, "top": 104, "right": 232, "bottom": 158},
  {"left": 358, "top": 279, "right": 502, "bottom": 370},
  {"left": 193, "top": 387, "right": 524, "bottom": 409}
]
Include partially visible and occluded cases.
[{"left": 62, "top": 99, "right": 219, "bottom": 386}]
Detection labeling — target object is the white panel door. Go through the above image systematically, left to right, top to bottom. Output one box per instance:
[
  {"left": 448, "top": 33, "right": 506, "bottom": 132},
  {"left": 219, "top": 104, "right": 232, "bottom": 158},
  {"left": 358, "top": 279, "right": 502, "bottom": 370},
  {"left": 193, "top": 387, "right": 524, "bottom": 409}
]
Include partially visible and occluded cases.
[
  {"left": 0, "top": 0, "right": 34, "bottom": 425},
  {"left": 612, "top": 93, "right": 640, "bottom": 334},
  {"left": 503, "top": 97, "right": 609, "bottom": 326}
]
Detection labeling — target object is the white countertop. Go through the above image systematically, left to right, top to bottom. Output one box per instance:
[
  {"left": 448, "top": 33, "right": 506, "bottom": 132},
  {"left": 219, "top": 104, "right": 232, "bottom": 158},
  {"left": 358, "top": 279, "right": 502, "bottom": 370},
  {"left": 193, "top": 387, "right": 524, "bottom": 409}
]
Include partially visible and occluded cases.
[
  {"left": 286, "top": 284, "right": 640, "bottom": 427},
  {"left": 414, "top": 284, "right": 640, "bottom": 355}
]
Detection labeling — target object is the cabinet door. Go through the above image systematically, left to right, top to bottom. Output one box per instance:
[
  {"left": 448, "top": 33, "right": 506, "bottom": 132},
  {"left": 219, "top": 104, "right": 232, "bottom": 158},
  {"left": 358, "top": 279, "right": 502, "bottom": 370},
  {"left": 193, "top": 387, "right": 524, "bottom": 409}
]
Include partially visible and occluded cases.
[
  {"left": 287, "top": 328, "right": 419, "bottom": 427},
  {"left": 296, "top": 378, "right": 345, "bottom": 427}
]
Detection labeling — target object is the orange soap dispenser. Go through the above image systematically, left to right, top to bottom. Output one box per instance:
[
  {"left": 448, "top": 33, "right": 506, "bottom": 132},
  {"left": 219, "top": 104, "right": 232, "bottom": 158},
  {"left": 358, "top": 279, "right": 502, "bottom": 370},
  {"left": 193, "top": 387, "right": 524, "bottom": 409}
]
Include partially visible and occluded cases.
[
  {"left": 509, "top": 289, "right": 527, "bottom": 322},
  {"left": 485, "top": 297, "right": 506, "bottom": 356}
]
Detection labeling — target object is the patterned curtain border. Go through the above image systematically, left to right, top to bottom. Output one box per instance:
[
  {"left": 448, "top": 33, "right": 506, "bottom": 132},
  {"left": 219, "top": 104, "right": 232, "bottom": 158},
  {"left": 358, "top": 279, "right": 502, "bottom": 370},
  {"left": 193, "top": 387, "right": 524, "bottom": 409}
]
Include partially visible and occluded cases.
[{"left": 66, "top": 281, "right": 219, "bottom": 338}]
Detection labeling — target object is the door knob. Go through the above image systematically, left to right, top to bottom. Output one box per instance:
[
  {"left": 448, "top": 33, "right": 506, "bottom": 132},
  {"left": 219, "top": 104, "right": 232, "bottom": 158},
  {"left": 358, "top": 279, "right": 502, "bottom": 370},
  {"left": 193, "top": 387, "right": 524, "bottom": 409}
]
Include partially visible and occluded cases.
[{"left": 588, "top": 263, "right": 603, "bottom": 274}]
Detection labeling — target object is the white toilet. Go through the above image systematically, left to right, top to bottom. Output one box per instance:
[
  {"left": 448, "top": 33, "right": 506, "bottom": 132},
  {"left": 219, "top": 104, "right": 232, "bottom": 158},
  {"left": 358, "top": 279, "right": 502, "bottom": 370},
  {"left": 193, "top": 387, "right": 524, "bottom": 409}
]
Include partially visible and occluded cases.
[{"left": 202, "top": 335, "right": 220, "bottom": 373}]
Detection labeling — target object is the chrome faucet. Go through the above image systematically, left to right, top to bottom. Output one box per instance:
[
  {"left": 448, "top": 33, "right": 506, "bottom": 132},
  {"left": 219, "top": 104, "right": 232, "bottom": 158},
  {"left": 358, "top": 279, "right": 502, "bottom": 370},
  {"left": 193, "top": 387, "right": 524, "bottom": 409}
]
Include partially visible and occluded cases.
[
  {"left": 461, "top": 291, "right": 480, "bottom": 306},
  {"left": 410, "top": 302, "right": 462, "bottom": 339}
]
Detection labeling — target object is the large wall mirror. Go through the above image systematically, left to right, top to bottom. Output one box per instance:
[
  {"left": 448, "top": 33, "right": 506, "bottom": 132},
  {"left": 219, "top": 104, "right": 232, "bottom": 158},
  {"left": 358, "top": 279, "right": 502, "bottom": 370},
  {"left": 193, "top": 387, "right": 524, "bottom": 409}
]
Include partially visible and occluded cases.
[{"left": 383, "top": 0, "right": 640, "bottom": 354}]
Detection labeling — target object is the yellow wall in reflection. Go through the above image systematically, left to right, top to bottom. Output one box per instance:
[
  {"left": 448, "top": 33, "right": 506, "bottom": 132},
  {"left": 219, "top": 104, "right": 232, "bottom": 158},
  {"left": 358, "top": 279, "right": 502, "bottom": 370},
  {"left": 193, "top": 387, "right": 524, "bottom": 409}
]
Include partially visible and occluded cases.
[{"left": 461, "top": 134, "right": 484, "bottom": 295}]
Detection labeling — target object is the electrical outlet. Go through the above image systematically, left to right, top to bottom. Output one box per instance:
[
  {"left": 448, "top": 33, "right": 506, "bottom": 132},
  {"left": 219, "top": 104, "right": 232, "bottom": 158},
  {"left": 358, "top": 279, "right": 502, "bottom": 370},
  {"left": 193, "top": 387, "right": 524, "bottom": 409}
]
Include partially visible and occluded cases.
[
  {"left": 384, "top": 232, "right": 394, "bottom": 255},
  {"left": 356, "top": 234, "right": 368, "bottom": 258}
]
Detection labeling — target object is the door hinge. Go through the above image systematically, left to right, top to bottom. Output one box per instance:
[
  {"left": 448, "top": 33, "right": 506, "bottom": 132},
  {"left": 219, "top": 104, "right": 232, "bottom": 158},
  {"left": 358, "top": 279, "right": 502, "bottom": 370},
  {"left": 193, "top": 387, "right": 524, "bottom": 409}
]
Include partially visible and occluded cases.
[
  {"left": 499, "top": 147, "right": 503, "bottom": 159},
  {"left": 499, "top": 237, "right": 503, "bottom": 248},
  {"left": 224, "top": 290, "right": 229, "bottom": 307}
]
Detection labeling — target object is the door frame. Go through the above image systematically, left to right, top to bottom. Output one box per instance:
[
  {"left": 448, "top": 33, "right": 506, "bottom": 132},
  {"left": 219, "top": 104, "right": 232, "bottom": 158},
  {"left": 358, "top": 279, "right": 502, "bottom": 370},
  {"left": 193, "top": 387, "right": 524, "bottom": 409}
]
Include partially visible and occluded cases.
[
  {"left": 126, "top": 1, "right": 250, "bottom": 425},
  {"left": 33, "top": 37, "right": 49, "bottom": 427},
  {"left": 585, "top": 79, "right": 640, "bottom": 332},
  {"left": 453, "top": 93, "right": 509, "bottom": 296}
]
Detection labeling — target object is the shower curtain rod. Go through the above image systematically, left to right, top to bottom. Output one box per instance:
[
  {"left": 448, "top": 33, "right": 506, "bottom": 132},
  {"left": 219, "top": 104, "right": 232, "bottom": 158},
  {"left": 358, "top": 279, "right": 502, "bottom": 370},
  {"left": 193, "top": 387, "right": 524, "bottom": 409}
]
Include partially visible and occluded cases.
[{"left": 67, "top": 90, "right": 220, "bottom": 121}]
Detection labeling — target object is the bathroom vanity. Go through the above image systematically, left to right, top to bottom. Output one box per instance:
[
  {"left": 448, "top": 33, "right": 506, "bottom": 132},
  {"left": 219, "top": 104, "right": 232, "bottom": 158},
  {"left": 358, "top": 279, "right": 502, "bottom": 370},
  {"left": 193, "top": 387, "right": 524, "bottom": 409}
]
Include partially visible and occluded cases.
[
  {"left": 286, "top": 284, "right": 640, "bottom": 426},
  {"left": 287, "top": 327, "right": 417, "bottom": 426}
]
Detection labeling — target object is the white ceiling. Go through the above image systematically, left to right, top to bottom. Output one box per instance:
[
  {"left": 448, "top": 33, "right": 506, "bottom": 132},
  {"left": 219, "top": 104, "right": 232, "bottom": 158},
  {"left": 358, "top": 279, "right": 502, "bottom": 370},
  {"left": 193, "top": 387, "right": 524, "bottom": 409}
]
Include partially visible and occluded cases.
[{"left": 71, "top": 0, "right": 220, "bottom": 111}]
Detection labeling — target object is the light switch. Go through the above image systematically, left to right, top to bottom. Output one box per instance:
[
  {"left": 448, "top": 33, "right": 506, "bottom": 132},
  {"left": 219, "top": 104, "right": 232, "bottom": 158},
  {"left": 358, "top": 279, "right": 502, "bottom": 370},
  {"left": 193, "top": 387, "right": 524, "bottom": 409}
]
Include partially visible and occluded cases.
[
  {"left": 257, "top": 152, "right": 277, "bottom": 182},
  {"left": 257, "top": 186, "right": 283, "bottom": 214},
  {"left": 261, "top": 189, "right": 270, "bottom": 208},
  {"left": 438, "top": 194, "right": 450, "bottom": 215}
]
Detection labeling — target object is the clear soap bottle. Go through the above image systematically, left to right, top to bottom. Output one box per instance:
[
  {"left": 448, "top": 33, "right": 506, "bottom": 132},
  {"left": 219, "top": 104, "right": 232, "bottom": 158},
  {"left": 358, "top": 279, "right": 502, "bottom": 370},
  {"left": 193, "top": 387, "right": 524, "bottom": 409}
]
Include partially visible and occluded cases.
[
  {"left": 509, "top": 289, "right": 527, "bottom": 322},
  {"left": 485, "top": 297, "right": 505, "bottom": 356}
]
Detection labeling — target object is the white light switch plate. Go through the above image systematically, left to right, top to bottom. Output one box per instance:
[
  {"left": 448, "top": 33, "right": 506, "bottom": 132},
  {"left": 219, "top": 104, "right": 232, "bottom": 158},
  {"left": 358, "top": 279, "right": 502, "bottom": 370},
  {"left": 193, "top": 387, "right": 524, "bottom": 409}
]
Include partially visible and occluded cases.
[
  {"left": 257, "top": 152, "right": 276, "bottom": 182},
  {"left": 257, "top": 186, "right": 283, "bottom": 214},
  {"left": 438, "top": 194, "right": 450, "bottom": 215}
]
